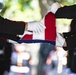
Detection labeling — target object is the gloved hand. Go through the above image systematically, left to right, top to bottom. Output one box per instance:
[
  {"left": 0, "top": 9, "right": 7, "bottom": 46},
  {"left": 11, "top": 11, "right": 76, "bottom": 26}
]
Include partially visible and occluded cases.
[
  {"left": 47, "top": 2, "right": 61, "bottom": 14},
  {"left": 27, "top": 21, "right": 46, "bottom": 34},
  {"left": 56, "top": 32, "right": 65, "bottom": 47}
]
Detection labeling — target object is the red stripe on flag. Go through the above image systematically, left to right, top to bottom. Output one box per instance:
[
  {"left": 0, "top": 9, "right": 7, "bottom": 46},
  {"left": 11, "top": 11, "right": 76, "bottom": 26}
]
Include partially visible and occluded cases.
[
  {"left": 45, "top": 12, "right": 56, "bottom": 41},
  {"left": 21, "top": 34, "right": 32, "bottom": 40}
]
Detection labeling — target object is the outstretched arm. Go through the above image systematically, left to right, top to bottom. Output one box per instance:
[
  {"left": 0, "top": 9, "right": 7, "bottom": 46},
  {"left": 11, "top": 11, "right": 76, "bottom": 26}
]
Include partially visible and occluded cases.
[
  {"left": 55, "top": 5, "right": 76, "bottom": 19},
  {"left": 0, "top": 16, "right": 45, "bottom": 35},
  {"left": 0, "top": 16, "right": 26, "bottom": 35}
]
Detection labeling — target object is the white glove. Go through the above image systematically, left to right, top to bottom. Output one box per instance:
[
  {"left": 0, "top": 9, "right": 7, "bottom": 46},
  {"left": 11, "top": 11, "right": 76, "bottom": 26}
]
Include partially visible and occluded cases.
[
  {"left": 47, "top": 2, "right": 61, "bottom": 14},
  {"left": 27, "top": 21, "right": 46, "bottom": 34},
  {"left": 56, "top": 32, "right": 65, "bottom": 47}
]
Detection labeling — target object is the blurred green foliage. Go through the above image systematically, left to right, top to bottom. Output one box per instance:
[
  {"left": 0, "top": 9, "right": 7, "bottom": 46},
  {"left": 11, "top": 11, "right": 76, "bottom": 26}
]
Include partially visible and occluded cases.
[
  {"left": 1, "top": 0, "right": 41, "bottom": 21},
  {"left": 1, "top": 0, "right": 76, "bottom": 20},
  {"left": 61, "top": 0, "right": 76, "bottom": 5}
]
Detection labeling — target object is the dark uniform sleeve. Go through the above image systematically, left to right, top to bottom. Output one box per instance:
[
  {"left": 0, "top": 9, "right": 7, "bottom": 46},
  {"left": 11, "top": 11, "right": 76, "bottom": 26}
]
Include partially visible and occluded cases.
[
  {"left": 55, "top": 5, "right": 76, "bottom": 19},
  {"left": 0, "top": 16, "right": 25, "bottom": 35},
  {"left": 0, "top": 32, "right": 20, "bottom": 41}
]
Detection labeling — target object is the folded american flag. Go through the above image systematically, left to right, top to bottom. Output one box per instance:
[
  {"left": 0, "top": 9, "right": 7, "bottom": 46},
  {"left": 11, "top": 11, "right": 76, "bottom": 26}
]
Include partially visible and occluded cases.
[{"left": 19, "top": 12, "right": 56, "bottom": 45}]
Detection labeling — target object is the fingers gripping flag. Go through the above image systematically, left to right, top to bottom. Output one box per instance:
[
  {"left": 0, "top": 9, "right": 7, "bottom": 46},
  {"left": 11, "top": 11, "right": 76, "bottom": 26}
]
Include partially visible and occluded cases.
[{"left": 20, "top": 12, "right": 56, "bottom": 45}]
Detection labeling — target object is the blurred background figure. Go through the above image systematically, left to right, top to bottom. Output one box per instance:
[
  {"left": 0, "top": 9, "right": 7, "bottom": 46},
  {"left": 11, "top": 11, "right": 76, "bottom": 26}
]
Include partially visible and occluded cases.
[
  {"left": 9, "top": 43, "right": 32, "bottom": 75},
  {"left": 37, "top": 43, "right": 56, "bottom": 75},
  {"left": 37, "top": 43, "right": 67, "bottom": 75},
  {"left": 42, "top": 50, "right": 58, "bottom": 75}
]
